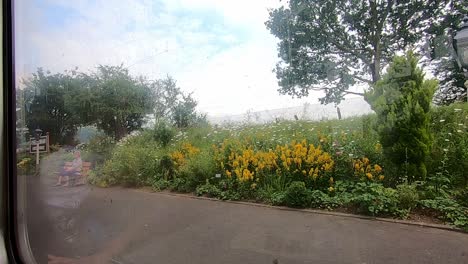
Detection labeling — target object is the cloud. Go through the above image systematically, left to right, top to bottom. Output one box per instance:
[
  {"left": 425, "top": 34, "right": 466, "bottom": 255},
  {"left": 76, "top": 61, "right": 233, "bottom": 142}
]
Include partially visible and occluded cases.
[{"left": 15, "top": 0, "right": 324, "bottom": 115}]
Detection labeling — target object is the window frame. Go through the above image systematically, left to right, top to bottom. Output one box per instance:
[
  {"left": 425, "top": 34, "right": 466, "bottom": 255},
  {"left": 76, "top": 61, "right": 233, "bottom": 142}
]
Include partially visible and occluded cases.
[{"left": 2, "top": 0, "right": 37, "bottom": 263}]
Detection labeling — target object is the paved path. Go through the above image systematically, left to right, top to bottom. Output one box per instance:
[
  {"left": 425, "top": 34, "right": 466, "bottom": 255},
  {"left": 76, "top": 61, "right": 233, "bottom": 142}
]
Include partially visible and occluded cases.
[{"left": 25, "top": 151, "right": 468, "bottom": 264}]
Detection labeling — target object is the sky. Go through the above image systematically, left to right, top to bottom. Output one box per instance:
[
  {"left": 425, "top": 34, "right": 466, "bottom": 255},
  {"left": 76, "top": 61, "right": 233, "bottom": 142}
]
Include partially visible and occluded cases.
[{"left": 15, "top": 0, "right": 351, "bottom": 116}]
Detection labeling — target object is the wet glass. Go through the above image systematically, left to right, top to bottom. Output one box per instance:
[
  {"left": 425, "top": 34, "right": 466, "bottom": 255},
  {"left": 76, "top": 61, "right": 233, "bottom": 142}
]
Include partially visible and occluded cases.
[{"left": 13, "top": 1, "right": 468, "bottom": 264}]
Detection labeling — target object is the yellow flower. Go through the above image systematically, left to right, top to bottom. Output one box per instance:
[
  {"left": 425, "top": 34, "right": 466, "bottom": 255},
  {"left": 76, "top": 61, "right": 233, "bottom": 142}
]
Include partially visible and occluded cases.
[
  {"left": 363, "top": 157, "right": 369, "bottom": 165},
  {"left": 354, "top": 162, "right": 361, "bottom": 170},
  {"left": 374, "top": 164, "right": 382, "bottom": 173},
  {"left": 225, "top": 170, "right": 232, "bottom": 177},
  {"left": 366, "top": 172, "right": 373, "bottom": 180},
  {"left": 379, "top": 175, "right": 385, "bottom": 181},
  {"left": 251, "top": 183, "right": 257, "bottom": 189},
  {"left": 328, "top": 186, "right": 334, "bottom": 192}
]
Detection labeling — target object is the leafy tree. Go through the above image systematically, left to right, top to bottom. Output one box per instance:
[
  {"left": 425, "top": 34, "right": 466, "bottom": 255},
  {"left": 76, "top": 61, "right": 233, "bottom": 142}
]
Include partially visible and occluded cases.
[
  {"left": 266, "top": 0, "right": 450, "bottom": 104},
  {"left": 424, "top": 1, "right": 467, "bottom": 105},
  {"left": 365, "top": 52, "right": 437, "bottom": 182},
  {"left": 90, "top": 65, "right": 154, "bottom": 140},
  {"left": 22, "top": 68, "right": 82, "bottom": 144},
  {"left": 151, "top": 76, "right": 205, "bottom": 128},
  {"left": 152, "top": 76, "right": 181, "bottom": 122},
  {"left": 171, "top": 93, "right": 199, "bottom": 128}
]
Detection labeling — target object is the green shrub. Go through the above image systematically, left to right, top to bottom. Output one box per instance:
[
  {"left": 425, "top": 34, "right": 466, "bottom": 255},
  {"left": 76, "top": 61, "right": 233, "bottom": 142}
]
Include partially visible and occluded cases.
[
  {"left": 366, "top": 52, "right": 437, "bottom": 182},
  {"left": 428, "top": 103, "right": 468, "bottom": 187},
  {"left": 152, "top": 122, "right": 175, "bottom": 147},
  {"left": 86, "top": 134, "right": 116, "bottom": 162},
  {"left": 99, "top": 143, "right": 160, "bottom": 186},
  {"left": 178, "top": 150, "right": 216, "bottom": 187},
  {"left": 169, "top": 177, "right": 193, "bottom": 193},
  {"left": 151, "top": 178, "right": 170, "bottom": 191},
  {"left": 216, "top": 179, "right": 242, "bottom": 201},
  {"left": 284, "top": 181, "right": 311, "bottom": 208},
  {"left": 196, "top": 182, "right": 221, "bottom": 197},
  {"left": 350, "top": 182, "right": 400, "bottom": 216},
  {"left": 396, "top": 183, "right": 419, "bottom": 210},
  {"left": 257, "top": 185, "right": 285, "bottom": 205},
  {"left": 455, "top": 187, "right": 468, "bottom": 207},
  {"left": 309, "top": 190, "right": 345, "bottom": 210},
  {"left": 420, "top": 198, "right": 468, "bottom": 230}
]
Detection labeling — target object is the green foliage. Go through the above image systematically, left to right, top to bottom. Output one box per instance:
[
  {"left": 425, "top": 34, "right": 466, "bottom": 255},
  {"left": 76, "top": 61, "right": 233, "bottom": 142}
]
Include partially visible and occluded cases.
[
  {"left": 265, "top": 0, "right": 449, "bottom": 104},
  {"left": 427, "top": 1, "right": 467, "bottom": 105},
  {"left": 366, "top": 52, "right": 437, "bottom": 182},
  {"left": 91, "top": 65, "right": 154, "bottom": 140},
  {"left": 22, "top": 66, "right": 205, "bottom": 145},
  {"left": 22, "top": 68, "right": 83, "bottom": 144},
  {"left": 152, "top": 77, "right": 206, "bottom": 128},
  {"left": 172, "top": 93, "right": 198, "bottom": 128},
  {"left": 428, "top": 103, "right": 468, "bottom": 187},
  {"left": 92, "top": 111, "right": 466, "bottom": 227},
  {"left": 152, "top": 122, "right": 175, "bottom": 147},
  {"left": 85, "top": 134, "right": 116, "bottom": 164},
  {"left": 99, "top": 142, "right": 160, "bottom": 186},
  {"left": 178, "top": 151, "right": 217, "bottom": 187},
  {"left": 159, "top": 155, "right": 175, "bottom": 180},
  {"left": 169, "top": 177, "right": 193, "bottom": 193},
  {"left": 151, "top": 178, "right": 170, "bottom": 191},
  {"left": 216, "top": 179, "right": 242, "bottom": 201},
  {"left": 196, "top": 181, "right": 221, "bottom": 198},
  {"left": 284, "top": 181, "right": 310, "bottom": 208},
  {"left": 350, "top": 182, "right": 400, "bottom": 216},
  {"left": 396, "top": 183, "right": 419, "bottom": 210},
  {"left": 455, "top": 188, "right": 468, "bottom": 207},
  {"left": 310, "top": 190, "right": 342, "bottom": 210},
  {"left": 420, "top": 198, "right": 468, "bottom": 230}
]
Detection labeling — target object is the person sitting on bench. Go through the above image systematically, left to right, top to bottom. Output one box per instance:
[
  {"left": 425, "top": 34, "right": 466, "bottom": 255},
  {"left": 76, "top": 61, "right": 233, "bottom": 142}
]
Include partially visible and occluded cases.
[{"left": 54, "top": 150, "right": 83, "bottom": 187}]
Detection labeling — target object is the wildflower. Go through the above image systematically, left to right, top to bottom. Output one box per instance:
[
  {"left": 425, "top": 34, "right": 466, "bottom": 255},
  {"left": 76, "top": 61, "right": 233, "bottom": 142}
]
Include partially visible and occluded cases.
[
  {"left": 439, "top": 119, "right": 445, "bottom": 122},
  {"left": 457, "top": 130, "right": 463, "bottom": 133},
  {"left": 444, "top": 139, "right": 450, "bottom": 142},
  {"left": 443, "top": 148, "right": 448, "bottom": 152},
  {"left": 362, "top": 157, "right": 370, "bottom": 165},
  {"left": 354, "top": 163, "right": 361, "bottom": 170},
  {"left": 374, "top": 164, "right": 382, "bottom": 173},
  {"left": 225, "top": 170, "right": 232, "bottom": 177},
  {"left": 366, "top": 173, "right": 373, "bottom": 180},
  {"left": 378, "top": 175, "right": 385, "bottom": 181},
  {"left": 251, "top": 183, "right": 257, "bottom": 189},
  {"left": 328, "top": 186, "right": 334, "bottom": 192}
]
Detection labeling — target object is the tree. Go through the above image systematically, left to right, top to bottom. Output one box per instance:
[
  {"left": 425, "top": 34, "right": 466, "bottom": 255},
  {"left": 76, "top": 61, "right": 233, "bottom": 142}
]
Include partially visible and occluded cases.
[
  {"left": 266, "top": 0, "right": 450, "bottom": 104},
  {"left": 424, "top": 0, "right": 467, "bottom": 104},
  {"left": 365, "top": 52, "right": 437, "bottom": 182},
  {"left": 91, "top": 65, "right": 154, "bottom": 140},
  {"left": 23, "top": 68, "right": 83, "bottom": 144},
  {"left": 151, "top": 76, "right": 205, "bottom": 128},
  {"left": 152, "top": 76, "right": 181, "bottom": 122},
  {"left": 171, "top": 93, "right": 198, "bottom": 128}
]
